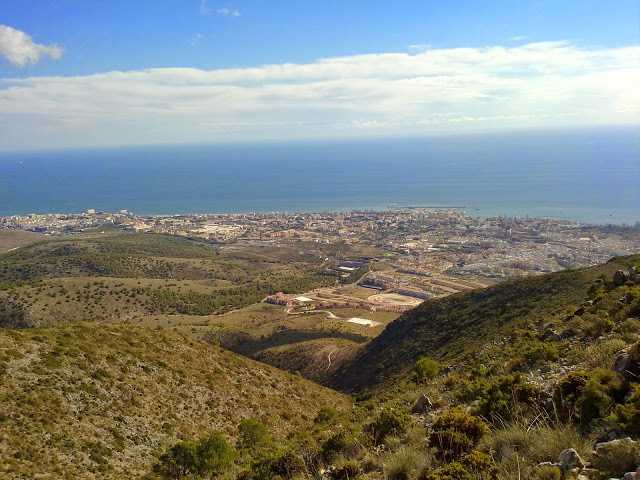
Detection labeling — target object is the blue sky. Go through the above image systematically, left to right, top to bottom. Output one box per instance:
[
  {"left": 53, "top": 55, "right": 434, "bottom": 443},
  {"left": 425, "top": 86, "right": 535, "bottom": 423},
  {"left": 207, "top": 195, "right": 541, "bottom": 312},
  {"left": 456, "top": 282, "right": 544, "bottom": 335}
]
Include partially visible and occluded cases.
[{"left": 0, "top": 1, "right": 638, "bottom": 149}]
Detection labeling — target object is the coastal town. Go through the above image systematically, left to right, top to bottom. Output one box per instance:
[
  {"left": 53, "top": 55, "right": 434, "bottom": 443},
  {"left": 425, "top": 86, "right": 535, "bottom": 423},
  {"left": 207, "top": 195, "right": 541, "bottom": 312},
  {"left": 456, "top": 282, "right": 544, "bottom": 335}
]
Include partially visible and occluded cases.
[{"left": 3, "top": 208, "right": 639, "bottom": 315}]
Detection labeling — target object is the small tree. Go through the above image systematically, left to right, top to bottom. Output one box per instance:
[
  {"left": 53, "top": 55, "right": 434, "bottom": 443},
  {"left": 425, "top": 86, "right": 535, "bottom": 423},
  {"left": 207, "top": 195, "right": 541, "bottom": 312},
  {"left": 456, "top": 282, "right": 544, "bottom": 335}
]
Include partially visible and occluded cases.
[
  {"left": 414, "top": 356, "right": 440, "bottom": 382},
  {"left": 368, "top": 408, "right": 410, "bottom": 445},
  {"left": 429, "top": 409, "right": 487, "bottom": 461},
  {"left": 237, "top": 418, "right": 271, "bottom": 452},
  {"left": 155, "top": 432, "right": 235, "bottom": 479},
  {"left": 196, "top": 433, "right": 236, "bottom": 476}
]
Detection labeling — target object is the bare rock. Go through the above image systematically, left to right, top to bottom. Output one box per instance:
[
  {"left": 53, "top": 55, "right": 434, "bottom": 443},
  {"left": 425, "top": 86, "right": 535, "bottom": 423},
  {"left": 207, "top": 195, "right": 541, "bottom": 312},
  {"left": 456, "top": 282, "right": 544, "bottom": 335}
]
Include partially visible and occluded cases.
[
  {"left": 614, "top": 270, "right": 631, "bottom": 286},
  {"left": 613, "top": 343, "right": 640, "bottom": 379},
  {"left": 411, "top": 394, "right": 433, "bottom": 414},
  {"left": 593, "top": 438, "right": 640, "bottom": 478},
  {"left": 558, "top": 448, "right": 585, "bottom": 472}
]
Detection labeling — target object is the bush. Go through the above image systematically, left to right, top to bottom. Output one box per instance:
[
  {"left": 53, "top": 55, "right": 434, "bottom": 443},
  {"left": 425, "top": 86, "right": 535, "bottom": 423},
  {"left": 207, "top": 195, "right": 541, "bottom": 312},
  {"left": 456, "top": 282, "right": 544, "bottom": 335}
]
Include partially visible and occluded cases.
[
  {"left": 581, "top": 313, "right": 615, "bottom": 337},
  {"left": 514, "top": 340, "right": 559, "bottom": 369},
  {"left": 414, "top": 357, "right": 440, "bottom": 382},
  {"left": 554, "top": 368, "right": 627, "bottom": 426},
  {"left": 459, "top": 374, "right": 540, "bottom": 422},
  {"left": 609, "top": 385, "right": 640, "bottom": 436},
  {"left": 314, "top": 406, "right": 339, "bottom": 425},
  {"left": 368, "top": 408, "right": 410, "bottom": 445},
  {"left": 429, "top": 409, "right": 487, "bottom": 461},
  {"left": 237, "top": 418, "right": 271, "bottom": 452},
  {"left": 481, "top": 423, "right": 591, "bottom": 468},
  {"left": 155, "top": 432, "right": 235, "bottom": 479},
  {"left": 321, "top": 432, "right": 359, "bottom": 463},
  {"left": 384, "top": 447, "right": 423, "bottom": 480},
  {"left": 250, "top": 450, "right": 307, "bottom": 480},
  {"left": 459, "top": 450, "right": 497, "bottom": 479},
  {"left": 421, "top": 452, "right": 495, "bottom": 480},
  {"left": 332, "top": 460, "right": 361, "bottom": 479},
  {"left": 422, "top": 462, "right": 473, "bottom": 480},
  {"left": 530, "top": 464, "right": 561, "bottom": 480}
]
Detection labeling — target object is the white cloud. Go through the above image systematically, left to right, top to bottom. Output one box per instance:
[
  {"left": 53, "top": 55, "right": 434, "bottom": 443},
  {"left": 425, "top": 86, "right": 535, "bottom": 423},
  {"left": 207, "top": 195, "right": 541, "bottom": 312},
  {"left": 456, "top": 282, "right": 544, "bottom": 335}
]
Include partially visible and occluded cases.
[
  {"left": 199, "top": 0, "right": 212, "bottom": 15},
  {"left": 200, "top": 1, "right": 240, "bottom": 17},
  {"left": 216, "top": 7, "right": 240, "bottom": 17},
  {"left": 0, "top": 25, "right": 63, "bottom": 67},
  {"left": 191, "top": 33, "right": 205, "bottom": 47},
  {"left": 0, "top": 41, "right": 638, "bottom": 149},
  {"left": 408, "top": 44, "right": 430, "bottom": 52}
]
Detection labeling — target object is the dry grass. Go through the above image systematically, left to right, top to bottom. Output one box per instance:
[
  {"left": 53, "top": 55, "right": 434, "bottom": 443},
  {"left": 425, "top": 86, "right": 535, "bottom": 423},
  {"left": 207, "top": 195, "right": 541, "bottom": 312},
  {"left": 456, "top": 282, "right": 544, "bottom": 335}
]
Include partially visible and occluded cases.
[{"left": 0, "top": 323, "right": 350, "bottom": 479}]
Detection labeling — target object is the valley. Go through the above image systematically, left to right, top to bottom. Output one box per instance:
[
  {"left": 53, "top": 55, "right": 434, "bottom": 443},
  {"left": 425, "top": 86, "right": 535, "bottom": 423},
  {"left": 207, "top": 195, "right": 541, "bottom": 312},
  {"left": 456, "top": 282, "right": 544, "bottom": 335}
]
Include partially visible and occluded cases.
[{"left": 1, "top": 225, "right": 639, "bottom": 480}]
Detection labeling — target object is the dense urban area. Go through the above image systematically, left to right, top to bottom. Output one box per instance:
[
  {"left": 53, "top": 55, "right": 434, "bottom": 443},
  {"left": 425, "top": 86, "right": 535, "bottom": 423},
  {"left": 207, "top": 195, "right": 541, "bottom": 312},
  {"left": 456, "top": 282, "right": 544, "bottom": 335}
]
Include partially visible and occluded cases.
[{"left": 3, "top": 208, "right": 639, "bottom": 316}]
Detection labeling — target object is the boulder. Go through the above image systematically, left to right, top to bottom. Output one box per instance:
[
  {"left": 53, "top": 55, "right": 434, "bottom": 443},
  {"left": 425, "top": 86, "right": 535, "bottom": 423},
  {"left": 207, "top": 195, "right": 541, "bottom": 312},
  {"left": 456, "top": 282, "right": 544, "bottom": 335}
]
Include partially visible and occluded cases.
[
  {"left": 614, "top": 270, "right": 631, "bottom": 286},
  {"left": 541, "top": 328, "right": 562, "bottom": 341},
  {"left": 613, "top": 343, "right": 640, "bottom": 379},
  {"left": 411, "top": 394, "right": 433, "bottom": 414},
  {"left": 593, "top": 438, "right": 640, "bottom": 478},
  {"left": 558, "top": 448, "right": 585, "bottom": 472}
]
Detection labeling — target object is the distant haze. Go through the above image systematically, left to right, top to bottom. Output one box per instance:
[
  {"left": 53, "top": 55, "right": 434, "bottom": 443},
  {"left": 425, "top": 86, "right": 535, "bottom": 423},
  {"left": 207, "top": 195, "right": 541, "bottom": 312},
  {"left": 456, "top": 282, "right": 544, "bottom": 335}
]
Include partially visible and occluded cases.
[{"left": 1, "top": 127, "right": 638, "bottom": 225}]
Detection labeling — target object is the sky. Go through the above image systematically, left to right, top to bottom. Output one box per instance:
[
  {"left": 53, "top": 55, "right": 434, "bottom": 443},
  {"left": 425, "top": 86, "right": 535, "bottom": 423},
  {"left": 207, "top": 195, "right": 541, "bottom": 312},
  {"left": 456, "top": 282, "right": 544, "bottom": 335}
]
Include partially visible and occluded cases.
[{"left": 0, "top": 0, "right": 638, "bottom": 150}]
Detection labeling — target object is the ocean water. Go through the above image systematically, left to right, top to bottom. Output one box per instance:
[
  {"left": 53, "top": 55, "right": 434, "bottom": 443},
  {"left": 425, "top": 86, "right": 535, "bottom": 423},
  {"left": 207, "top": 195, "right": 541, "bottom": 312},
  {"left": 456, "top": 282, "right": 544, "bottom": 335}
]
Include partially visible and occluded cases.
[{"left": 1, "top": 127, "right": 638, "bottom": 225}]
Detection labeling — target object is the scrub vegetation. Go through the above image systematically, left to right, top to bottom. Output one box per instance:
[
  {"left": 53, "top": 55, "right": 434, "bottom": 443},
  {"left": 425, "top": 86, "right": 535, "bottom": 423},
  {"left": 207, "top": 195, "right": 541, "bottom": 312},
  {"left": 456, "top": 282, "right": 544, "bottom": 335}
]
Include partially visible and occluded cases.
[{"left": 1, "top": 233, "right": 639, "bottom": 479}]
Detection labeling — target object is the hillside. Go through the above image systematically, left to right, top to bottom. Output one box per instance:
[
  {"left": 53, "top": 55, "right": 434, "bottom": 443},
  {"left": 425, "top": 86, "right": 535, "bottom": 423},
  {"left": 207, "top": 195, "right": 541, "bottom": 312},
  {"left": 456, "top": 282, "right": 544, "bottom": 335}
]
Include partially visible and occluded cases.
[
  {"left": 0, "top": 233, "right": 334, "bottom": 326},
  {"left": 1, "top": 233, "right": 639, "bottom": 480},
  {"left": 332, "top": 255, "right": 640, "bottom": 392},
  {"left": 0, "top": 323, "right": 350, "bottom": 479}
]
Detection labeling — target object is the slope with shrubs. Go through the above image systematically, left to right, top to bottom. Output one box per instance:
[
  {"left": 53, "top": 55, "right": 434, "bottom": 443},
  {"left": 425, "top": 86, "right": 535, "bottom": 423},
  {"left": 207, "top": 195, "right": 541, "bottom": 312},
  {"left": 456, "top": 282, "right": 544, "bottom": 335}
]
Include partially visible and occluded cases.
[
  {"left": 0, "top": 233, "right": 334, "bottom": 326},
  {"left": 306, "top": 255, "right": 640, "bottom": 480},
  {"left": 332, "top": 255, "right": 640, "bottom": 392},
  {"left": 0, "top": 323, "right": 350, "bottom": 479}
]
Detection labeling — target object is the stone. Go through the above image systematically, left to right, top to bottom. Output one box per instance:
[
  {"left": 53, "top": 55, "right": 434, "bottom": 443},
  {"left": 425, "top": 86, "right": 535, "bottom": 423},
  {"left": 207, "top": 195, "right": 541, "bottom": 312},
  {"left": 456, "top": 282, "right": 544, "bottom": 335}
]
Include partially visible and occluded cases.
[
  {"left": 614, "top": 270, "right": 630, "bottom": 286},
  {"left": 541, "top": 328, "right": 562, "bottom": 341},
  {"left": 613, "top": 343, "right": 640, "bottom": 379},
  {"left": 411, "top": 394, "right": 433, "bottom": 414},
  {"left": 593, "top": 438, "right": 640, "bottom": 478},
  {"left": 558, "top": 448, "right": 585, "bottom": 472},
  {"left": 622, "top": 472, "right": 636, "bottom": 480}
]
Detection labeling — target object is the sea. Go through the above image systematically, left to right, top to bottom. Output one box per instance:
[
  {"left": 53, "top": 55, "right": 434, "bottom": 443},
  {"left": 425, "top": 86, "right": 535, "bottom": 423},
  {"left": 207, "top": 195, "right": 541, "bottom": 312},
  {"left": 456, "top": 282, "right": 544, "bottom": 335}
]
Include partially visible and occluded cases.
[{"left": 1, "top": 127, "right": 638, "bottom": 225}]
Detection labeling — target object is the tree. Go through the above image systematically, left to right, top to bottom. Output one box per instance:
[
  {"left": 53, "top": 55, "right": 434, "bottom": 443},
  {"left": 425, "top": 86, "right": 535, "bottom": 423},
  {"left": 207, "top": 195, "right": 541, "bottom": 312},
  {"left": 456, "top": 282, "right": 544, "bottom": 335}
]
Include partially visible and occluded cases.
[
  {"left": 414, "top": 356, "right": 440, "bottom": 382},
  {"left": 237, "top": 418, "right": 271, "bottom": 452},
  {"left": 155, "top": 432, "right": 235, "bottom": 479}
]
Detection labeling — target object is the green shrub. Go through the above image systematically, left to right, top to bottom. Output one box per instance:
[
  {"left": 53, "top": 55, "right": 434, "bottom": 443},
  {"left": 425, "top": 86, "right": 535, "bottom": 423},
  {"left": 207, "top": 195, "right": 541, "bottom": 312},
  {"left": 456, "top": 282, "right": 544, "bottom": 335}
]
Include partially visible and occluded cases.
[
  {"left": 581, "top": 313, "right": 615, "bottom": 337},
  {"left": 414, "top": 357, "right": 441, "bottom": 382},
  {"left": 555, "top": 368, "right": 628, "bottom": 426},
  {"left": 579, "top": 369, "right": 626, "bottom": 424},
  {"left": 459, "top": 374, "right": 540, "bottom": 422},
  {"left": 608, "top": 385, "right": 640, "bottom": 436},
  {"left": 314, "top": 406, "right": 339, "bottom": 425},
  {"left": 368, "top": 408, "right": 410, "bottom": 445},
  {"left": 429, "top": 409, "right": 487, "bottom": 461},
  {"left": 237, "top": 418, "right": 271, "bottom": 452},
  {"left": 321, "top": 431, "right": 359, "bottom": 462},
  {"left": 155, "top": 432, "right": 235, "bottom": 479},
  {"left": 384, "top": 447, "right": 423, "bottom": 480},
  {"left": 250, "top": 450, "right": 307, "bottom": 480},
  {"left": 459, "top": 450, "right": 497, "bottom": 479},
  {"left": 421, "top": 451, "right": 496, "bottom": 480},
  {"left": 332, "top": 460, "right": 361, "bottom": 479},
  {"left": 421, "top": 461, "right": 473, "bottom": 480},
  {"left": 530, "top": 464, "right": 561, "bottom": 480}
]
